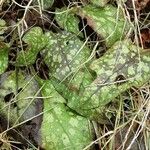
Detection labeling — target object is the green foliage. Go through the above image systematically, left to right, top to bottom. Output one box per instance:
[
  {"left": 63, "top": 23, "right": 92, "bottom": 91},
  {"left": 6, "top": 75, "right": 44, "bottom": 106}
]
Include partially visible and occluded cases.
[
  {"left": 33, "top": 0, "right": 54, "bottom": 9},
  {"left": 89, "top": 0, "right": 110, "bottom": 7},
  {"left": 0, "top": 1, "right": 150, "bottom": 149},
  {"left": 77, "top": 4, "right": 130, "bottom": 47},
  {"left": 55, "top": 7, "right": 81, "bottom": 35},
  {"left": 0, "top": 19, "right": 7, "bottom": 35},
  {"left": 0, "top": 20, "right": 8, "bottom": 74},
  {"left": 16, "top": 27, "right": 49, "bottom": 66},
  {"left": 16, "top": 27, "right": 90, "bottom": 75},
  {"left": 42, "top": 31, "right": 91, "bottom": 80},
  {"left": 52, "top": 40, "right": 150, "bottom": 122},
  {"left": 0, "top": 42, "right": 9, "bottom": 75},
  {"left": 0, "top": 71, "right": 42, "bottom": 123},
  {"left": 40, "top": 80, "right": 93, "bottom": 150}
]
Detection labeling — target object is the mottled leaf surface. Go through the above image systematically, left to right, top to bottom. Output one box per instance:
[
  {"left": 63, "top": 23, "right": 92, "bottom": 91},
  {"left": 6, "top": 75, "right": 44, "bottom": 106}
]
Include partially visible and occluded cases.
[
  {"left": 33, "top": 0, "right": 54, "bottom": 9},
  {"left": 89, "top": 0, "right": 110, "bottom": 7},
  {"left": 77, "top": 4, "right": 130, "bottom": 47},
  {"left": 55, "top": 7, "right": 81, "bottom": 35},
  {"left": 0, "top": 19, "right": 7, "bottom": 35},
  {"left": 16, "top": 27, "right": 48, "bottom": 66},
  {"left": 16, "top": 27, "right": 90, "bottom": 78},
  {"left": 41, "top": 31, "right": 91, "bottom": 80},
  {"left": 52, "top": 40, "right": 150, "bottom": 122},
  {"left": 0, "top": 42, "right": 9, "bottom": 75},
  {"left": 66, "top": 68, "right": 95, "bottom": 94},
  {"left": 40, "top": 80, "right": 93, "bottom": 150}
]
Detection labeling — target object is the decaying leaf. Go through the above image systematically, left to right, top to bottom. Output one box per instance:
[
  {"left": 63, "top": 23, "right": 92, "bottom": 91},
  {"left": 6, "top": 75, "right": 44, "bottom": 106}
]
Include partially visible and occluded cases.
[
  {"left": 125, "top": 0, "right": 150, "bottom": 12},
  {"left": 76, "top": 4, "right": 130, "bottom": 47},
  {"left": 139, "top": 28, "right": 150, "bottom": 48},
  {"left": 0, "top": 71, "right": 43, "bottom": 144},
  {"left": 39, "top": 80, "right": 93, "bottom": 150},
  {"left": 114, "top": 122, "right": 145, "bottom": 150}
]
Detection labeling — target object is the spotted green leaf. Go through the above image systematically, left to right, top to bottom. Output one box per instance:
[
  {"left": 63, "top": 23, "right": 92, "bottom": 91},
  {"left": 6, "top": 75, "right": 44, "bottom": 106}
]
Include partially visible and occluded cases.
[
  {"left": 33, "top": 0, "right": 54, "bottom": 9},
  {"left": 89, "top": 0, "right": 110, "bottom": 7},
  {"left": 76, "top": 4, "right": 130, "bottom": 47},
  {"left": 55, "top": 7, "right": 81, "bottom": 36},
  {"left": 0, "top": 19, "right": 7, "bottom": 35},
  {"left": 16, "top": 27, "right": 48, "bottom": 66},
  {"left": 41, "top": 31, "right": 91, "bottom": 80},
  {"left": 52, "top": 40, "right": 150, "bottom": 122},
  {"left": 0, "top": 42, "right": 9, "bottom": 75},
  {"left": 49, "top": 67, "right": 95, "bottom": 110},
  {"left": 65, "top": 67, "right": 95, "bottom": 95},
  {"left": 40, "top": 80, "right": 93, "bottom": 150}
]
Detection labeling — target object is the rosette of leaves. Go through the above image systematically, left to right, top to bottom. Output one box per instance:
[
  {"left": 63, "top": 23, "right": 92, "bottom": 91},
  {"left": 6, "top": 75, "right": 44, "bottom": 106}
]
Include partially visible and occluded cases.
[
  {"left": 75, "top": 4, "right": 130, "bottom": 47},
  {"left": 55, "top": 7, "right": 81, "bottom": 36},
  {"left": 52, "top": 40, "right": 150, "bottom": 122},
  {"left": 38, "top": 79, "right": 93, "bottom": 150}
]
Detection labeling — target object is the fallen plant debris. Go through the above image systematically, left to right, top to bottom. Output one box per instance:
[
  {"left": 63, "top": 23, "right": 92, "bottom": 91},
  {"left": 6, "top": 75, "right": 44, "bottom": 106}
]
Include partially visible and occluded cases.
[{"left": 0, "top": 0, "right": 150, "bottom": 150}]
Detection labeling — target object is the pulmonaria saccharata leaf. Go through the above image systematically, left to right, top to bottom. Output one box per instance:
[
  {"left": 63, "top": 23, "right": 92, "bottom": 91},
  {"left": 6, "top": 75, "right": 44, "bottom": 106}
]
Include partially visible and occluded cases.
[
  {"left": 33, "top": 0, "right": 54, "bottom": 9},
  {"left": 89, "top": 0, "right": 110, "bottom": 7},
  {"left": 76, "top": 4, "right": 130, "bottom": 47},
  {"left": 55, "top": 7, "right": 81, "bottom": 36},
  {"left": 16, "top": 27, "right": 48, "bottom": 66},
  {"left": 16, "top": 27, "right": 90, "bottom": 75},
  {"left": 41, "top": 31, "right": 91, "bottom": 80},
  {"left": 52, "top": 40, "right": 150, "bottom": 122},
  {"left": 0, "top": 42, "right": 9, "bottom": 75},
  {"left": 39, "top": 80, "right": 93, "bottom": 150}
]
